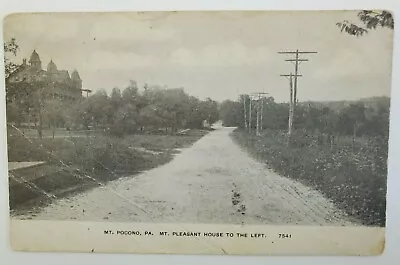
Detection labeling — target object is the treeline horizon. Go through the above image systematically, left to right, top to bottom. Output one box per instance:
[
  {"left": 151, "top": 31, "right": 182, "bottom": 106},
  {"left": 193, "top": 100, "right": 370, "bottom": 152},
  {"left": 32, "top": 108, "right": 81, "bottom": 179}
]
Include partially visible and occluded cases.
[
  {"left": 6, "top": 80, "right": 220, "bottom": 137},
  {"left": 83, "top": 89, "right": 390, "bottom": 104},
  {"left": 220, "top": 94, "right": 390, "bottom": 140}
]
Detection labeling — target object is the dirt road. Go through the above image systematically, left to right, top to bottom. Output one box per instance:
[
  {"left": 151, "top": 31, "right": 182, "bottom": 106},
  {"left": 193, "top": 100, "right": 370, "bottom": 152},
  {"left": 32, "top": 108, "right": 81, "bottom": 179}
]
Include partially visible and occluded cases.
[{"left": 13, "top": 124, "right": 357, "bottom": 226}]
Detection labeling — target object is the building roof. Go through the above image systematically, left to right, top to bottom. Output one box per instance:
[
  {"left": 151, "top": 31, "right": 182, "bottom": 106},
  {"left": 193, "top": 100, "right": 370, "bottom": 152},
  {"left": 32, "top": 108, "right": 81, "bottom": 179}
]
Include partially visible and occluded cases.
[
  {"left": 29, "top": 50, "right": 41, "bottom": 63},
  {"left": 7, "top": 51, "right": 83, "bottom": 89},
  {"left": 47, "top": 59, "right": 58, "bottom": 72},
  {"left": 71, "top": 69, "right": 81, "bottom": 80},
  {"left": 58, "top": 70, "right": 71, "bottom": 80}
]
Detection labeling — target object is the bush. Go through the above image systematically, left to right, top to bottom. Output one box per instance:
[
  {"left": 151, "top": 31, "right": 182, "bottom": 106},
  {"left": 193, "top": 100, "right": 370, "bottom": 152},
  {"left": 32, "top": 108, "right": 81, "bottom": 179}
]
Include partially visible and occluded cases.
[
  {"left": 106, "top": 124, "right": 125, "bottom": 138},
  {"left": 7, "top": 128, "right": 52, "bottom": 162},
  {"left": 232, "top": 129, "right": 387, "bottom": 227},
  {"left": 36, "top": 136, "right": 151, "bottom": 177}
]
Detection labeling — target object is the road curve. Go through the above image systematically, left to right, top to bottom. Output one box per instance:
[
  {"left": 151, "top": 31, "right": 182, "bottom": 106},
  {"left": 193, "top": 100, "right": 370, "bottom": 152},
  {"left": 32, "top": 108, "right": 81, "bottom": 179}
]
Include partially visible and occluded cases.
[{"left": 14, "top": 125, "right": 358, "bottom": 226}]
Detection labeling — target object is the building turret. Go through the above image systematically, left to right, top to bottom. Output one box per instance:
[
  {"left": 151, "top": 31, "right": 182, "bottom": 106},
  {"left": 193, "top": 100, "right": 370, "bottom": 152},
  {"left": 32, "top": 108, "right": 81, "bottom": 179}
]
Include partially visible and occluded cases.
[
  {"left": 29, "top": 50, "right": 41, "bottom": 70},
  {"left": 47, "top": 59, "right": 58, "bottom": 73},
  {"left": 71, "top": 69, "right": 82, "bottom": 89},
  {"left": 71, "top": 69, "right": 81, "bottom": 80}
]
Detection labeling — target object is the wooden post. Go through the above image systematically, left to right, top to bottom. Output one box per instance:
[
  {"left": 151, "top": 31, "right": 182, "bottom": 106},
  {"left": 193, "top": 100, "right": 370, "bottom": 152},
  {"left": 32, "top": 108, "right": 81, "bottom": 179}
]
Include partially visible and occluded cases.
[
  {"left": 278, "top": 50, "right": 317, "bottom": 144},
  {"left": 293, "top": 50, "right": 299, "bottom": 112},
  {"left": 288, "top": 73, "right": 294, "bottom": 137},
  {"left": 36, "top": 90, "right": 43, "bottom": 139},
  {"left": 243, "top": 95, "right": 248, "bottom": 129},
  {"left": 248, "top": 96, "right": 252, "bottom": 133},
  {"left": 260, "top": 96, "right": 264, "bottom": 132},
  {"left": 256, "top": 99, "right": 260, "bottom": 136}
]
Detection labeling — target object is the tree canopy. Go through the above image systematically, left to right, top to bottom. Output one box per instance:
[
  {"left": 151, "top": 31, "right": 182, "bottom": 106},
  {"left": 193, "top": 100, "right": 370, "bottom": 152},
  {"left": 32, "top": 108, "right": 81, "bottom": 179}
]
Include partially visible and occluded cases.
[
  {"left": 337, "top": 10, "right": 394, "bottom": 37},
  {"left": 4, "top": 38, "right": 19, "bottom": 78},
  {"left": 219, "top": 95, "right": 390, "bottom": 141}
]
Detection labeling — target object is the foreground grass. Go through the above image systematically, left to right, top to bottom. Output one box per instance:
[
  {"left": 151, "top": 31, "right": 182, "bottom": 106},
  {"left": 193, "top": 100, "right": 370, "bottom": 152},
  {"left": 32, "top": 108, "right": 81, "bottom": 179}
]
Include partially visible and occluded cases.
[
  {"left": 8, "top": 128, "right": 210, "bottom": 211},
  {"left": 231, "top": 129, "right": 387, "bottom": 227}
]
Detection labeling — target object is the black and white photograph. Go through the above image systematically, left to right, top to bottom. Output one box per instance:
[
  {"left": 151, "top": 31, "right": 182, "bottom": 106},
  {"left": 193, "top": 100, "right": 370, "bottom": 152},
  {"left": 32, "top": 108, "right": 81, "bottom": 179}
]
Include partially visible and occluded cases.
[{"left": 3, "top": 10, "right": 394, "bottom": 255}]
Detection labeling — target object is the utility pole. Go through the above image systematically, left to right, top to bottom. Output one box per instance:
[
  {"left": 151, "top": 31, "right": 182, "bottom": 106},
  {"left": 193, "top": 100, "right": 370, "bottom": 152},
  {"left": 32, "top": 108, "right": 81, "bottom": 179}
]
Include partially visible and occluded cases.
[
  {"left": 278, "top": 50, "right": 317, "bottom": 138},
  {"left": 280, "top": 73, "right": 302, "bottom": 137},
  {"left": 289, "top": 74, "right": 294, "bottom": 136},
  {"left": 81, "top": 88, "right": 92, "bottom": 98},
  {"left": 250, "top": 92, "right": 269, "bottom": 136},
  {"left": 242, "top": 95, "right": 248, "bottom": 130},
  {"left": 248, "top": 96, "right": 252, "bottom": 133},
  {"left": 256, "top": 96, "right": 260, "bottom": 136},
  {"left": 260, "top": 96, "right": 264, "bottom": 131}
]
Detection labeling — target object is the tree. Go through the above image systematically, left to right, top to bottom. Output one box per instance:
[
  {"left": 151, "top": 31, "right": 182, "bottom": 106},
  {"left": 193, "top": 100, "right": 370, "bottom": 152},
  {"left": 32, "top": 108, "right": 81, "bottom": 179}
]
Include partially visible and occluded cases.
[
  {"left": 337, "top": 10, "right": 394, "bottom": 37},
  {"left": 4, "top": 38, "right": 19, "bottom": 78},
  {"left": 4, "top": 38, "right": 22, "bottom": 126},
  {"left": 4, "top": 39, "right": 48, "bottom": 138},
  {"left": 122, "top": 80, "right": 139, "bottom": 104},
  {"left": 110, "top": 87, "right": 122, "bottom": 110},
  {"left": 159, "top": 88, "right": 189, "bottom": 132},
  {"left": 76, "top": 90, "right": 111, "bottom": 129},
  {"left": 185, "top": 96, "right": 204, "bottom": 128},
  {"left": 202, "top": 97, "right": 219, "bottom": 125},
  {"left": 261, "top": 98, "right": 289, "bottom": 130},
  {"left": 219, "top": 99, "right": 241, "bottom": 127},
  {"left": 42, "top": 100, "right": 65, "bottom": 138},
  {"left": 64, "top": 100, "right": 84, "bottom": 130},
  {"left": 6, "top": 101, "right": 23, "bottom": 126},
  {"left": 336, "top": 102, "right": 366, "bottom": 146},
  {"left": 112, "top": 103, "right": 138, "bottom": 134},
  {"left": 137, "top": 104, "right": 165, "bottom": 130},
  {"left": 303, "top": 105, "right": 323, "bottom": 132}
]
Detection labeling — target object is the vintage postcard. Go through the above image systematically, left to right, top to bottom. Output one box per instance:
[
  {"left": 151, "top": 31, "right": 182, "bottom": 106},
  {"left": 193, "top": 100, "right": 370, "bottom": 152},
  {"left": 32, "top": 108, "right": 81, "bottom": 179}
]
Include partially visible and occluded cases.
[{"left": 3, "top": 10, "right": 394, "bottom": 255}]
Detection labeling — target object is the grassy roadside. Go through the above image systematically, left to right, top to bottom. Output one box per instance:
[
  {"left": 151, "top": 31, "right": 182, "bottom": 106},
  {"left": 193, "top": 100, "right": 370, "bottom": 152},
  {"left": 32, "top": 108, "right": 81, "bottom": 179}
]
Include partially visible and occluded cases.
[
  {"left": 8, "top": 128, "right": 211, "bottom": 213},
  {"left": 231, "top": 128, "right": 387, "bottom": 227}
]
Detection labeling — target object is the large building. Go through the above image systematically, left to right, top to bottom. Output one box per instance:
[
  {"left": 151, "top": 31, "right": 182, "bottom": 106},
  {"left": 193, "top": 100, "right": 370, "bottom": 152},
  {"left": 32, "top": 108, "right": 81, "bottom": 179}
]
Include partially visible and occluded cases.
[{"left": 6, "top": 50, "right": 83, "bottom": 103}]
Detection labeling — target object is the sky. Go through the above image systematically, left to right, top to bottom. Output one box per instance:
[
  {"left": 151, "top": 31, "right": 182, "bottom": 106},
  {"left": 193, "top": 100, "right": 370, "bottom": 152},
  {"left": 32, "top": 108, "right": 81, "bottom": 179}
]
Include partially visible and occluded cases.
[{"left": 3, "top": 11, "right": 395, "bottom": 103}]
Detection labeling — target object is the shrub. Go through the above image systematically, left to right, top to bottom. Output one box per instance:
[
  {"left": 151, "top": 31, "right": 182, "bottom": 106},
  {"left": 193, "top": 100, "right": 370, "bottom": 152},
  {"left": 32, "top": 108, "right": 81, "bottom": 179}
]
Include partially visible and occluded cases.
[
  {"left": 7, "top": 129, "right": 52, "bottom": 162},
  {"left": 232, "top": 129, "right": 387, "bottom": 227}
]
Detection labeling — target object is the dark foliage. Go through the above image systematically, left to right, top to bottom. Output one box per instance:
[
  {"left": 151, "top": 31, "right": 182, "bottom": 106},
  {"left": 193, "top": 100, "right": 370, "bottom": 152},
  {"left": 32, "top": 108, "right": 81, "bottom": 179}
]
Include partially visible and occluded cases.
[
  {"left": 337, "top": 10, "right": 394, "bottom": 37},
  {"left": 4, "top": 38, "right": 19, "bottom": 78},
  {"left": 221, "top": 95, "right": 390, "bottom": 226},
  {"left": 232, "top": 129, "right": 387, "bottom": 226}
]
